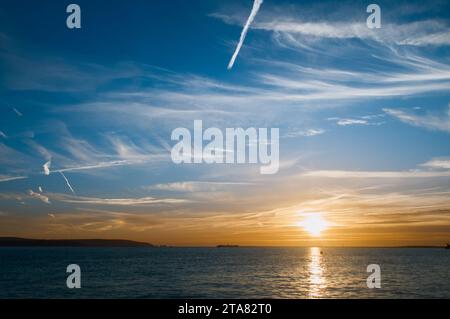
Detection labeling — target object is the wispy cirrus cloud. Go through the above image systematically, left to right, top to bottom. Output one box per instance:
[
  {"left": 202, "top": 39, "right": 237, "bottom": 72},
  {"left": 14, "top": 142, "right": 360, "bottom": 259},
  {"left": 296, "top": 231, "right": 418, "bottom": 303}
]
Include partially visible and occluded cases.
[
  {"left": 213, "top": 2, "right": 450, "bottom": 48},
  {"left": 209, "top": 3, "right": 450, "bottom": 110},
  {"left": 253, "top": 20, "right": 450, "bottom": 47},
  {"left": 1, "top": 49, "right": 145, "bottom": 92},
  {"left": 383, "top": 105, "right": 450, "bottom": 133},
  {"left": 327, "top": 114, "right": 386, "bottom": 127},
  {"left": 0, "top": 117, "right": 170, "bottom": 183},
  {"left": 336, "top": 119, "right": 368, "bottom": 126},
  {"left": 284, "top": 128, "right": 325, "bottom": 138},
  {"left": 302, "top": 170, "right": 450, "bottom": 178},
  {"left": 147, "top": 181, "right": 254, "bottom": 192},
  {"left": 54, "top": 194, "right": 188, "bottom": 206}
]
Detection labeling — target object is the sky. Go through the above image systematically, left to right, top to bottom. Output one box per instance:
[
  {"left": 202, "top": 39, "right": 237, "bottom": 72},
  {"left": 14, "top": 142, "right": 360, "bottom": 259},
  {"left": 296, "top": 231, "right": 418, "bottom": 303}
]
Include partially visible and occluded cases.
[{"left": 0, "top": 0, "right": 449, "bottom": 246}]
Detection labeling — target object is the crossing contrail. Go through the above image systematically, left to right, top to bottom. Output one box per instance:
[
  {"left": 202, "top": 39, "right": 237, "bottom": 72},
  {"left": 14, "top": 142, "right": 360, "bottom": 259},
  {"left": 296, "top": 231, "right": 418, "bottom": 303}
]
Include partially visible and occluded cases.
[
  {"left": 227, "top": 0, "right": 263, "bottom": 70},
  {"left": 60, "top": 172, "right": 76, "bottom": 195}
]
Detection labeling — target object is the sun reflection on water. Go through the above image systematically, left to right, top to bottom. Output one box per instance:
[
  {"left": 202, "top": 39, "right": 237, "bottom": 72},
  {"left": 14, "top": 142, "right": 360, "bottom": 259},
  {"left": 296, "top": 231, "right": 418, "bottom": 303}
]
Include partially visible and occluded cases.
[{"left": 308, "top": 247, "right": 327, "bottom": 298}]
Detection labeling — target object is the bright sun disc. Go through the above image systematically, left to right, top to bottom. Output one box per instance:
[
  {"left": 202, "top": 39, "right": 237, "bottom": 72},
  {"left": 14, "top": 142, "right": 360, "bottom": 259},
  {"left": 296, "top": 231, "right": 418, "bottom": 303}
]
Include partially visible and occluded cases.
[{"left": 299, "top": 214, "right": 329, "bottom": 237}]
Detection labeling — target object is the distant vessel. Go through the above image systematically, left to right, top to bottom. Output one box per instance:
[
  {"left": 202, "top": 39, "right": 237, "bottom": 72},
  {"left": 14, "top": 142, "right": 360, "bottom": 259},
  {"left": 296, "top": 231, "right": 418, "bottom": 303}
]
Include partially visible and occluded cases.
[
  {"left": 446, "top": 243, "right": 450, "bottom": 249},
  {"left": 217, "top": 245, "right": 239, "bottom": 248}
]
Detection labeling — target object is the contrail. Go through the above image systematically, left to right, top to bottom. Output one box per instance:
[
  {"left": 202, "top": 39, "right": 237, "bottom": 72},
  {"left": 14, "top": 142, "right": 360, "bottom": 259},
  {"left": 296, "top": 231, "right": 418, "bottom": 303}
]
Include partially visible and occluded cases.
[
  {"left": 227, "top": 0, "right": 263, "bottom": 70},
  {"left": 13, "top": 107, "right": 23, "bottom": 117},
  {"left": 59, "top": 172, "right": 76, "bottom": 195},
  {"left": 0, "top": 175, "right": 27, "bottom": 183}
]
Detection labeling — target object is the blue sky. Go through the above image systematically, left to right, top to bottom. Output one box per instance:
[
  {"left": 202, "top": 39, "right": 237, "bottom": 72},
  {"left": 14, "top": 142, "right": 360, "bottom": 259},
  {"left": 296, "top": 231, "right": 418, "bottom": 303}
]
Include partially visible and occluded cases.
[{"left": 0, "top": 0, "right": 449, "bottom": 245}]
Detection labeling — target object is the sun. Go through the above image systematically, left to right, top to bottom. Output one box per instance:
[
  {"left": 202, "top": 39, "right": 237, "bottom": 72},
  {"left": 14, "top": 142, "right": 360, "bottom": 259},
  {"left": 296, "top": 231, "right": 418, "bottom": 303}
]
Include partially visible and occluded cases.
[{"left": 298, "top": 214, "right": 329, "bottom": 237}]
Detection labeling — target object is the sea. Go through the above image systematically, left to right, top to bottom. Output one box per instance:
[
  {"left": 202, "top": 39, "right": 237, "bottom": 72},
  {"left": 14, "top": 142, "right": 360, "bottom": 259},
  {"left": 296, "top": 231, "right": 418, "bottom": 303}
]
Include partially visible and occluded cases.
[{"left": 0, "top": 247, "right": 449, "bottom": 298}]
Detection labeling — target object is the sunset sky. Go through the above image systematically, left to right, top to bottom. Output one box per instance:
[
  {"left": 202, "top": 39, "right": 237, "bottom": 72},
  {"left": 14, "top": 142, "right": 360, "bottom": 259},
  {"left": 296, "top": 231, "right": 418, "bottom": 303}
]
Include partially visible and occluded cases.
[{"left": 0, "top": 0, "right": 449, "bottom": 246}]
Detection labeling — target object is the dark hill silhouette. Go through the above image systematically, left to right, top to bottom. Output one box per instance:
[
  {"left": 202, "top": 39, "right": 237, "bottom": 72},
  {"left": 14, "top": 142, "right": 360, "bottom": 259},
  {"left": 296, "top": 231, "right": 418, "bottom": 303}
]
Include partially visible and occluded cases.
[{"left": 0, "top": 237, "right": 153, "bottom": 247}]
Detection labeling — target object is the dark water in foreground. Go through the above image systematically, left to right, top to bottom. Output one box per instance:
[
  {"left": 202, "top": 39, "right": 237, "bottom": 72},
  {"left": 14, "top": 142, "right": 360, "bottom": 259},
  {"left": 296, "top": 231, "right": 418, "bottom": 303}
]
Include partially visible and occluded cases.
[{"left": 0, "top": 247, "right": 449, "bottom": 298}]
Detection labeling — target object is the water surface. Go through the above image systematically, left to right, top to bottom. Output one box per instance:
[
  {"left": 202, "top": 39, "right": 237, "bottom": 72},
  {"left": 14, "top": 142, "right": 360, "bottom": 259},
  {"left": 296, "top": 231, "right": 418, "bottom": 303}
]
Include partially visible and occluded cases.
[{"left": 0, "top": 247, "right": 449, "bottom": 298}]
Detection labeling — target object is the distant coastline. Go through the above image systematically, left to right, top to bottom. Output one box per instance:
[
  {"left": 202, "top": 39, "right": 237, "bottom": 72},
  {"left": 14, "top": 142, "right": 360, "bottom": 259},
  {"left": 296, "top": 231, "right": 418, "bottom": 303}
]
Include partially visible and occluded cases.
[
  {"left": 0, "top": 237, "right": 153, "bottom": 247},
  {"left": 0, "top": 238, "right": 447, "bottom": 248}
]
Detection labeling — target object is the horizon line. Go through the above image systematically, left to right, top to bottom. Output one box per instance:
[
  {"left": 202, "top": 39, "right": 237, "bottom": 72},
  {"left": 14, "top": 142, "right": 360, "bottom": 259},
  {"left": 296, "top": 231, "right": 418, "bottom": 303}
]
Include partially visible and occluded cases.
[{"left": 0, "top": 237, "right": 448, "bottom": 249}]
